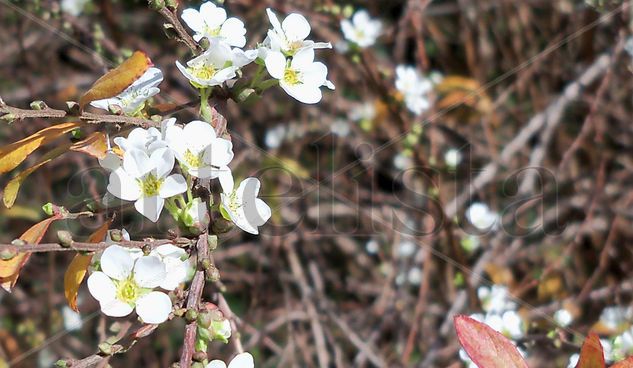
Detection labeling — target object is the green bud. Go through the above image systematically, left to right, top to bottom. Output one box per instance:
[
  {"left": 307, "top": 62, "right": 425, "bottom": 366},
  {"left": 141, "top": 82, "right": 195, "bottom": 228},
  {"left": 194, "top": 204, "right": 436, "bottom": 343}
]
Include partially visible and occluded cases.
[
  {"left": 148, "top": 0, "right": 165, "bottom": 10},
  {"left": 165, "top": 0, "right": 178, "bottom": 10},
  {"left": 236, "top": 88, "right": 256, "bottom": 102},
  {"left": 30, "top": 100, "right": 47, "bottom": 110},
  {"left": 0, "top": 113, "right": 16, "bottom": 124},
  {"left": 70, "top": 128, "right": 82, "bottom": 140},
  {"left": 42, "top": 202, "right": 54, "bottom": 216},
  {"left": 108, "top": 229, "right": 123, "bottom": 242},
  {"left": 57, "top": 230, "right": 74, "bottom": 248},
  {"left": 207, "top": 235, "right": 218, "bottom": 251},
  {"left": 11, "top": 239, "right": 26, "bottom": 246},
  {"left": 0, "top": 248, "right": 17, "bottom": 261},
  {"left": 199, "top": 258, "right": 212, "bottom": 271},
  {"left": 205, "top": 265, "right": 220, "bottom": 282},
  {"left": 173, "top": 308, "right": 187, "bottom": 317},
  {"left": 185, "top": 309, "right": 198, "bottom": 323},
  {"left": 197, "top": 311, "right": 213, "bottom": 329},
  {"left": 98, "top": 342, "right": 113, "bottom": 355},
  {"left": 193, "top": 351, "right": 207, "bottom": 362},
  {"left": 54, "top": 360, "right": 68, "bottom": 367},
  {"left": 191, "top": 362, "right": 205, "bottom": 368}
]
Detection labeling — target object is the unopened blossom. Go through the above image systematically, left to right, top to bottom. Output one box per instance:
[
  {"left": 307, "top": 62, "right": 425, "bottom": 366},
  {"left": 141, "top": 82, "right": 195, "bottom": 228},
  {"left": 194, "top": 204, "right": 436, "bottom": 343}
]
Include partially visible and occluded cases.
[
  {"left": 182, "top": 2, "right": 246, "bottom": 47},
  {"left": 264, "top": 8, "right": 331, "bottom": 56},
  {"left": 341, "top": 10, "right": 382, "bottom": 48},
  {"left": 177, "top": 42, "right": 256, "bottom": 89},
  {"left": 265, "top": 48, "right": 329, "bottom": 104},
  {"left": 395, "top": 65, "right": 433, "bottom": 115},
  {"left": 91, "top": 68, "right": 163, "bottom": 115},
  {"left": 165, "top": 120, "right": 234, "bottom": 179},
  {"left": 264, "top": 125, "right": 286, "bottom": 149},
  {"left": 113, "top": 126, "right": 167, "bottom": 155},
  {"left": 107, "top": 148, "right": 187, "bottom": 222},
  {"left": 444, "top": 148, "right": 462, "bottom": 168},
  {"left": 393, "top": 153, "right": 412, "bottom": 170},
  {"left": 220, "top": 176, "right": 271, "bottom": 235},
  {"left": 466, "top": 202, "right": 499, "bottom": 231},
  {"left": 365, "top": 239, "right": 379, "bottom": 254},
  {"left": 149, "top": 244, "right": 190, "bottom": 291},
  {"left": 87, "top": 245, "right": 172, "bottom": 324},
  {"left": 554, "top": 308, "right": 573, "bottom": 327},
  {"left": 207, "top": 352, "right": 254, "bottom": 368}
]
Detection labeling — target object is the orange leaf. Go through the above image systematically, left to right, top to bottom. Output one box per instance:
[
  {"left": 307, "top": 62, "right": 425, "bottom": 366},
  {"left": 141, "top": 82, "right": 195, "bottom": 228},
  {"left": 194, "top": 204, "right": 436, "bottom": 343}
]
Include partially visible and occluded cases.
[
  {"left": 79, "top": 51, "right": 152, "bottom": 109},
  {"left": 0, "top": 121, "right": 82, "bottom": 174},
  {"left": 70, "top": 132, "right": 108, "bottom": 159},
  {"left": 3, "top": 144, "right": 71, "bottom": 208},
  {"left": 0, "top": 215, "right": 61, "bottom": 291},
  {"left": 63, "top": 220, "right": 111, "bottom": 311},
  {"left": 454, "top": 315, "right": 528, "bottom": 368},
  {"left": 576, "top": 333, "right": 605, "bottom": 368},
  {"left": 612, "top": 357, "right": 633, "bottom": 367}
]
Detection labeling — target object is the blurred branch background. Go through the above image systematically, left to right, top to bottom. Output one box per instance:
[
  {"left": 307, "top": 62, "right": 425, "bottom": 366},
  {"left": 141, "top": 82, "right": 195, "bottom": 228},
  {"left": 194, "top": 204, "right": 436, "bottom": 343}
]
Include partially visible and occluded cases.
[{"left": 1, "top": 0, "right": 633, "bottom": 367}]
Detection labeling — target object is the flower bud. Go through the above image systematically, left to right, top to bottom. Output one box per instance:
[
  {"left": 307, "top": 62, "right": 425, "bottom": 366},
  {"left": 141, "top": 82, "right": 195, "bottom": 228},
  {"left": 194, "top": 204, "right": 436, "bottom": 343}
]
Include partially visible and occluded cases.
[
  {"left": 148, "top": 0, "right": 165, "bottom": 10},
  {"left": 165, "top": 0, "right": 178, "bottom": 10},
  {"left": 29, "top": 100, "right": 47, "bottom": 110},
  {"left": 0, "top": 113, "right": 16, "bottom": 124},
  {"left": 42, "top": 202, "right": 54, "bottom": 216},
  {"left": 108, "top": 229, "right": 123, "bottom": 242},
  {"left": 57, "top": 230, "right": 74, "bottom": 248},
  {"left": 207, "top": 235, "right": 218, "bottom": 251},
  {"left": 0, "top": 247, "right": 17, "bottom": 260},
  {"left": 205, "top": 264, "right": 220, "bottom": 282},
  {"left": 185, "top": 309, "right": 198, "bottom": 323},
  {"left": 197, "top": 311, "right": 213, "bottom": 329},
  {"left": 98, "top": 342, "right": 113, "bottom": 355},
  {"left": 193, "top": 351, "right": 207, "bottom": 362}
]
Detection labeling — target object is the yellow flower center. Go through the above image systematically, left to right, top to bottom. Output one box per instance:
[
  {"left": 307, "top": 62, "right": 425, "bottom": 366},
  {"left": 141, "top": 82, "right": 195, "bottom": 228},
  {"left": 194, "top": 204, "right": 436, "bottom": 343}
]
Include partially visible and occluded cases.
[
  {"left": 204, "top": 25, "right": 221, "bottom": 37},
  {"left": 189, "top": 64, "right": 217, "bottom": 81},
  {"left": 283, "top": 68, "right": 301, "bottom": 85},
  {"left": 184, "top": 149, "right": 203, "bottom": 169},
  {"left": 139, "top": 173, "right": 164, "bottom": 197},
  {"left": 228, "top": 191, "right": 241, "bottom": 212},
  {"left": 115, "top": 278, "right": 139, "bottom": 304}
]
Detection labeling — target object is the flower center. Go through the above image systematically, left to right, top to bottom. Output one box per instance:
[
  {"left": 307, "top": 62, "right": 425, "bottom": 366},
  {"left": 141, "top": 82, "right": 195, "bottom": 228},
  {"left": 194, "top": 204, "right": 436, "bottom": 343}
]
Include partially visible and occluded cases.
[
  {"left": 204, "top": 25, "right": 222, "bottom": 37},
  {"left": 189, "top": 64, "right": 217, "bottom": 81},
  {"left": 283, "top": 68, "right": 301, "bottom": 85},
  {"left": 183, "top": 149, "right": 203, "bottom": 169},
  {"left": 139, "top": 172, "right": 164, "bottom": 197},
  {"left": 228, "top": 191, "right": 242, "bottom": 212},
  {"left": 115, "top": 278, "right": 139, "bottom": 304}
]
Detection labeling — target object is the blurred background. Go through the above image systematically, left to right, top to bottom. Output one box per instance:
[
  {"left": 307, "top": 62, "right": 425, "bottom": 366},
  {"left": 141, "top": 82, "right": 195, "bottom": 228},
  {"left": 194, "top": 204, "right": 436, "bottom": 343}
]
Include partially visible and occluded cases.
[{"left": 1, "top": 0, "right": 633, "bottom": 367}]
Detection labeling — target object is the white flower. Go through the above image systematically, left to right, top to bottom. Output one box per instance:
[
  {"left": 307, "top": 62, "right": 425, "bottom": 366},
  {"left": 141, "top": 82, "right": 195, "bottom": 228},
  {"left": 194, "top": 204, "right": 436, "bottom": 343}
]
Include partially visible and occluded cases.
[
  {"left": 61, "top": 0, "right": 89, "bottom": 16},
  {"left": 181, "top": 2, "right": 246, "bottom": 47},
  {"left": 264, "top": 8, "right": 331, "bottom": 56},
  {"left": 341, "top": 10, "right": 382, "bottom": 48},
  {"left": 176, "top": 42, "right": 256, "bottom": 88},
  {"left": 265, "top": 48, "right": 329, "bottom": 104},
  {"left": 395, "top": 65, "right": 433, "bottom": 115},
  {"left": 91, "top": 68, "right": 163, "bottom": 115},
  {"left": 349, "top": 102, "right": 376, "bottom": 122},
  {"left": 165, "top": 120, "right": 233, "bottom": 179},
  {"left": 330, "top": 120, "right": 350, "bottom": 137},
  {"left": 264, "top": 125, "right": 286, "bottom": 149},
  {"left": 113, "top": 126, "right": 167, "bottom": 155},
  {"left": 107, "top": 148, "right": 187, "bottom": 222},
  {"left": 444, "top": 149, "right": 462, "bottom": 168},
  {"left": 99, "top": 151, "right": 122, "bottom": 171},
  {"left": 393, "top": 153, "right": 412, "bottom": 170},
  {"left": 220, "top": 177, "right": 272, "bottom": 235},
  {"left": 184, "top": 198, "right": 211, "bottom": 230},
  {"left": 466, "top": 202, "right": 499, "bottom": 230},
  {"left": 365, "top": 239, "right": 379, "bottom": 254},
  {"left": 397, "top": 240, "right": 416, "bottom": 258},
  {"left": 150, "top": 244, "right": 190, "bottom": 291},
  {"left": 87, "top": 245, "right": 172, "bottom": 324},
  {"left": 407, "top": 267, "right": 422, "bottom": 285},
  {"left": 477, "top": 285, "right": 516, "bottom": 313},
  {"left": 62, "top": 306, "right": 82, "bottom": 331},
  {"left": 600, "top": 306, "right": 633, "bottom": 331},
  {"left": 554, "top": 308, "right": 573, "bottom": 327},
  {"left": 483, "top": 311, "right": 524, "bottom": 339},
  {"left": 614, "top": 328, "right": 633, "bottom": 360},
  {"left": 207, "top": 352, "right": 254, "bottom": 368},
  {"left": 567, "top": 353, "right": 579, "bottom": 368}
]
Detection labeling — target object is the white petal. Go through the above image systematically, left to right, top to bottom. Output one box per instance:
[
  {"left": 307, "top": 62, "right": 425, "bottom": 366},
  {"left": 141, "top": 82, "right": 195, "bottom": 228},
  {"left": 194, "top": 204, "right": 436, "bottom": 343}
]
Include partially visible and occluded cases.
[
  {"left": 200, "top": 2, "right": 226, "bottom": 28},
  {"left": 181, "top": 8, "right": 204, "bottom": 32},
  {"left": 282, "top": 13, "right": 310, "bottom": 41},
  {"left": 220, "top": 18, "right": 246, "bottom": 47},
  {"left": 291, "top": 48, "right": 315, "bottom": 69},
  {"left": 265, "top": 51, "right": 287, "bottom": 79},
  {"left": 176, "top": 60, "right": 196, "bottom": 83},
  {"left": 301, "top": 61, "right": 328, "bottom": 87},
  {"left": 282, "top": 83, "right": 322, "bottom": 104},
  {"left": 90, "top": 98, "right": 121, "bottom": 111},
  {"left": 183, "top": 120, "right": 217, "bottom": 150},
  {"left": 204, "top": 138, "right": 234, "bottom": 167},
  {"left": 150, "top": 148, "right": 175, "bottom": 178},
  {"left": 123, "top": 149, "right": 152, "bottom": 178},
  {"left": 99, "top": 151, "right": 122, "bottom": 171},
  {"left": 218, "top": 167, "right": 234, "bottom": 193},
  {"left": 108, "top": 168, "right": 141, "bottom": 201},
  {"left": 159, "top": 174, "right": 187, "bottom": 198},
  {"left": 134, "top": 196, "right": 165, "bottom": 222},
  {"left": 254, "top": 198, "right": 272, "bottom": 225},
  {"left": 151, "top": 244, "right": 186, "bottom": 259},
  {"left": 100, "top": 245, "right": 134, "bottom": 281},
  {"left": 133, "top": 255, "right": 167, "bottom": 288},
  {"left": 160, "top": 259, "right": 188, "bottom": 291},
  {"left": 87, "top": 271, "right": 116, "bottom": 303},
  {"left": 135, "top": 291, "right": 172, "bottom": 324},
  {"left": 100, "top": 299, "right": 134, "bottom": 317},
  {"left": 228, "top": 353, "right": 254, "bottom": 368},
  {"left": 207, "top": 361, "right": 228, "bottom": 368}
]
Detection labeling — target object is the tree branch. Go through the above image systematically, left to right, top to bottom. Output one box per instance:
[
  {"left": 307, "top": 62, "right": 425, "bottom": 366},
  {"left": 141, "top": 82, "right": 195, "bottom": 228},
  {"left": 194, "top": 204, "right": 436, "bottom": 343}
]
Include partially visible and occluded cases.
[{"left": 0, "top": 239, "right": 176, "bottom": 254}]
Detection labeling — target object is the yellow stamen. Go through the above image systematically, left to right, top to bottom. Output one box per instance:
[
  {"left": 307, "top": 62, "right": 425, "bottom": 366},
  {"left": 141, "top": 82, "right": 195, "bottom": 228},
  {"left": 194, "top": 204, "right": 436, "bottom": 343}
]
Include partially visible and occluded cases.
[
  {"left": 283, "top": 68, "right": 301, "bottom": 85},
  {"left": 139, "top": 173, "right": 164, "bottom": 197}
]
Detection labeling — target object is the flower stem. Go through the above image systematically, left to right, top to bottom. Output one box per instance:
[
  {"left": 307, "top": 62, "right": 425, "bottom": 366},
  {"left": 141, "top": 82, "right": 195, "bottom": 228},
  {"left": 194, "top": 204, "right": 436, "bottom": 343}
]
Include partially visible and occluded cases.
[
  {"left": 249, "top": 63, "right": 265, "bottom": 88},
  {"left": 199, "top": 88, "right": 212, "bottom": 123}
]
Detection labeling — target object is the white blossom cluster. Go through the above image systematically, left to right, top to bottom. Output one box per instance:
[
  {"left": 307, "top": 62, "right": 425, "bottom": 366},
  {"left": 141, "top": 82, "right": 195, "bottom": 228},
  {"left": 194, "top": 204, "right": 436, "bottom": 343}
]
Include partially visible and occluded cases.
[
  {"left": 340, "top": 10, "right": 382, "bottom": 48},
  {"left": 394, "top": 66, "right": 442, "bottom": 115},
  {"left": 460, "top": 285, "right": 526, "bottom": 367}
]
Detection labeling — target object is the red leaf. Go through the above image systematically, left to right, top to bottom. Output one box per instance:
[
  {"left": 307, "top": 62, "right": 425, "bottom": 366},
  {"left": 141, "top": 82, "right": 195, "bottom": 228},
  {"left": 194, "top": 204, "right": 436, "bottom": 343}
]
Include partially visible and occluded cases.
[
  {"left": 454, "top": 315, "right": 528, "bottom": 368},
  {"left": 576, "top": 333, "right": 605, "bottom": 368},
  {"left": 612, "top": 357, "right": 633, "bottom": 367}
]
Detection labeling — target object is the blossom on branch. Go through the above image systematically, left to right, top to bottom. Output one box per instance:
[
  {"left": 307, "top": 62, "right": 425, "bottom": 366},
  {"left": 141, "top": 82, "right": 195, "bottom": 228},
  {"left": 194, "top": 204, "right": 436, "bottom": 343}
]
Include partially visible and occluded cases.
[
  {"left": 182, "top": 2, "right": 247, "bottom": 47},
  {"left": 341, "top": 10, "right": 382, "bottom": 48},
  {"left": 265, "top": 48, "right": 330, "bottom": 104},
  {"left": 90, "top": 67, "right": 163, "bottom": 116},
  {"left": 220, "top": 176, "right": 271, "bottom": 235},
  {"left": 207, "top": 352, "right": 254, "bottom": 368}
]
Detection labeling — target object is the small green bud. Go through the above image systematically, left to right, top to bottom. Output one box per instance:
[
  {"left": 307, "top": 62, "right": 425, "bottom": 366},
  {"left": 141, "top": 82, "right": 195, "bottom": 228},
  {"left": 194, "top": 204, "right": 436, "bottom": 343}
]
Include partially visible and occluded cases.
[
  {"left": 148, "top": 0, "right": 165, "bottom": 10},
  {"left": 165, "top": 0, "right": 178, "bottom": 10},
  {"left": 236, "top": 88, "right": 256, "bottom": 103},
  {"left": 30, "top": 100, "right": 47, "bottom": 110},
  {"left": 0, "top": 113, "right": 16, "bottom": 124},
  {"left": 42, "top": 202, "right": 54, "bottom": 216},
  {"left": 108, "top": 229, "right": 123, "bottom": 242},
  {"left": 57, "top": 230, "right": 74, "bottom": 248},
  {"left": 207, "top": 235, "right": 218, "bottom": 251},
  {"left": 11, "top": 239, "right": 26, "bottom": 246},
  {"left": 0, "top": 247, "right": 17, "bottom": 261},
  {"left": 199, "top": 258, "right": 212, "bottom": 271},
  {"left": 205, "top": 265, "right": 220, "bottom": 282},
  {"left": 173, "top": 308, "right": 187, "bottom": 317},
  {"left": 185, "top": 309, "right": 198, "bottom": 322},
  {"left": 197, "top": 311, "right": 213, "bottom": 329},
  {"left": 98, "top": 342, "right": 113, "bottom": 355},
  {"left": 193, "top": 351, "right": 207, "bottom": 362},
  {"left": 54, "top": 360, "right": 68, "bottom": 367},
  {"left": 191, "top": 362, "right": 205, "bottom": 368}
]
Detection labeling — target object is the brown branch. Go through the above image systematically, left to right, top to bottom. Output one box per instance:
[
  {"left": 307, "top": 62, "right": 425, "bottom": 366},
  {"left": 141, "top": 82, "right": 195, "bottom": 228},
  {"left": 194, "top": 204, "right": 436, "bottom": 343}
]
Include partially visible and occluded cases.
[
  {"left": 157, "top": 7, "right": 202, "bottom": 55},
  {"left": 0, "top": 102, "right": 159, "bottom": 128},
  {"left": 179, "top": 233, "right": 208, "bottom": 368},
  {"left": 0, "top": 239, "right": 176, "bottom": 254}
]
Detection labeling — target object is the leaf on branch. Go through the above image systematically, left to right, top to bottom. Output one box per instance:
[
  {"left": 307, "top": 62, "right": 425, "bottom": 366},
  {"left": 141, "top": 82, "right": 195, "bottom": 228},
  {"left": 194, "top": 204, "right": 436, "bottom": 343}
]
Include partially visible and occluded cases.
[
  {"left": 79, "top": 51, "right": 152, "bottom": 109},
  {"left": 0, "top": 121, "right": 82, "bottom": 175},
  {"left": 70, "top": 132, "right": 109, "bottom": 159},
  {"left": 3, "top": 144, "right": 71, "bottom": 208},
  {"left": 0, "top": 214, "right": 62, "bottom": 291},
  {"left": 64, "top": 221, "right": 111, "bottom": 311},
  {"left": 454, "top": 315, "right": 528, "bottom": 368},
  {"left": 576, "top": 333, "right": 605, "bottom": 368},
  {"left": 612, "top": 357, "right": 633, "bottom": 367}
]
